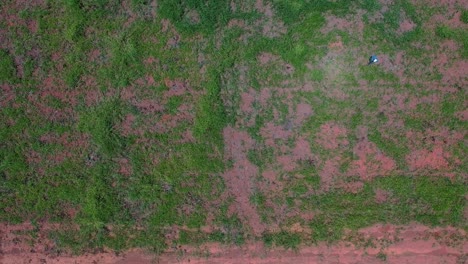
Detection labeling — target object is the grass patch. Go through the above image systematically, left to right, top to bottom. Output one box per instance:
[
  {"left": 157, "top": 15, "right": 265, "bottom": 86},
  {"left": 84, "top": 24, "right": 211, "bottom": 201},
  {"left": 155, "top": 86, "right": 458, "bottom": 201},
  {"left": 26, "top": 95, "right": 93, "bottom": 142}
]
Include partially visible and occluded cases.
[
  {"left": 461, "top": 9, "right": 468, "bottom": 24},
  {"left": 436, "top": 25, "right": 468, "bottom": 58},
  {"left": 0, "top": 49, "right": 17, "bottom": 83},
  {"left": 360, "top": 64, "right": 399, "bottom": 82},
  {"left": 193, "top": 69, "right": 227, "bottom": 146},
  {"left": 310, "top": 69, "right": 324, "bottom": 82},
  {"left": 441, "top": 94, "right": 465, "bottom": 129},
  {"left": 78, "top": 99, "right": 129, "bottom": 157},
  {"left": 307, "top": 176, "right": 467, "bottom": 243},
  {"left": 263, "top": 231, "right": 301, "bottom": 249}
]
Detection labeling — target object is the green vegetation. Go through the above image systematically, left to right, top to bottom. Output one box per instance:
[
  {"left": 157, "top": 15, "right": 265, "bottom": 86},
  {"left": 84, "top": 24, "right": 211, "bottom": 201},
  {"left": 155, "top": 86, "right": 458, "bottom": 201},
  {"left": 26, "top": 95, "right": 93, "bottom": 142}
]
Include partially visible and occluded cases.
[
  {"left": 0, "top": 0, "right": 466, "bottom": 256},
  {"left": 461, "top": 9, "right": 468, "bottom": 24},
  {"left": 436, "top": 25, "right": 468, "bottom": 58},
  {"left": 0, "top": 49, "right": 16, "bottom": 82},
  {"left": 309, "top": 176, "right": 466, "bottom": 243},
  {"left": 263, "top": 231, "right": 301, "bottom": 249}
]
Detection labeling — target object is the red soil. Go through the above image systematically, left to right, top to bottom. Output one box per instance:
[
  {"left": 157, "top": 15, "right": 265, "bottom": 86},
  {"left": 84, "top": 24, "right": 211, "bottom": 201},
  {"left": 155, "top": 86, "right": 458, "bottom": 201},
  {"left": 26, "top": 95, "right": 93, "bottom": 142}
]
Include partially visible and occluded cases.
[
  {"left": 254, "top": 0, "right": 287, "bottom": 38},
  {"left": 185, "top": 9, "right": 200, "bottom": 25},
  {"left": 321, "top": 11, "right": 365, "bottom": 36},
  {"left": 431, "top": 11, "right": 467, "bottom": 29},
  {"left": 227, "top": 18, "right": 247, "bottom": 29},
  {"left": 27, "top": 19, "right": 38, "bottom": 34},
  {"left": 397, "top": 19, "right": 416, "bottom": 34},
  {"left": 328, "top": 37, "right": 344, "bottom": 50},
  {"left": 441, "top": 39, "right": 459, "bottom": 51},
  {"left": 88, "top": 49, "right": 101, "bottom": 62},
  {"left": 258, "top": 52, "right": 279, "bottom": 65},
  {"left": 143, "top": 56, "right": 158, "bottom": 65},
  {"left": 441, "top": 61, "right": 468, "bottom": 85},
  {"left": 164, "top": 78, "right": 189, "bottom": 97},
  {"left": 0, "top": 84, "right": 16, "bottom": 107},
  {"left": 240, "top": 88, "right": 256, "bottom": 114},
  {"left": 259, "top": 88, "right": 271, "bottom": 107},
  {"left": 133, "top": 99, "right": 164, "bottom": 114},
  {"left": 294, "top": 103, "right": 313, "bottom": 125},
  {"left": 455, "top": 110, "right": 468, "bottom": 121},
  {"left": 119, "top": 114, "right": 136, "bottom": 136},
  {"left": 260, "top": 122, "right": 293, "bottom": 148},
  {"left": 315, "top": 122, "right": 349, "bottom": 150},
  {"left": 222, "top": 126, "right": 266, "bottom": 236},
  {"left": 347, "top": 127, "right": 396, "bottom": 181},
  {"left": 405, "top": 128, "right": 464, "bottom": 173},
  {"left": 179, "top": 129, "right": 196, "bottom": 144},
  {"left": 292, "top": 137, "right": 314, "bottom": 162},
  {"left": 406, "top": 146, "right": 451, "bottom": 171},
  {"left": 25, "top": 150, "right": 42, "bottom": 165},
  {"left": 276, "top": 155, "right": 297, "bottom": 172},
  {"left": 319, "top": 157, "right": 341, "bottom": 192},
  {"left": 117, "top": 158, "right": 133, "bottom": 176},
  {"left": 261, "top": 170, "right": 277, "bottom": 183},
  {"left": 339, "top": 181, "right": 365, "bottom": 194},
  {"left": 374, "top": 188, "right": 391, "bottom": 204},
  {"left": 3, "top": 223, "right": 466, "bottom": 264},
  {"left": 122, "top": 224, "right": 468, "bottom": 263}
]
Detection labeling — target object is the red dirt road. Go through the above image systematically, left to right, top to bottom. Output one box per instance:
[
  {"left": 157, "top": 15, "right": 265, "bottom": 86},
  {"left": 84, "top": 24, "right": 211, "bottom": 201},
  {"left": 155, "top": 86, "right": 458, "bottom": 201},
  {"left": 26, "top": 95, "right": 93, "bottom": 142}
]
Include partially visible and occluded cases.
[{"left": 2, "top": 223, "right": 467, "bottom": 263}]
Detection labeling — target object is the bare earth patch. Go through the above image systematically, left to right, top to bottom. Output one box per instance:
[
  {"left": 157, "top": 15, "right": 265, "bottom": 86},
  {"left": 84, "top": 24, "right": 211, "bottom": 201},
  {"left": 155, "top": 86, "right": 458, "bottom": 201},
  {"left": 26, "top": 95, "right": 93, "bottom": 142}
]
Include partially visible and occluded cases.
[
  {"left": 254, "top": 0, "right": 287, "bottom": 38},
  {"left": 321, "top": 10, "right": 365, "bottom": 36},
  {"left": 397, "top": 19, "right": 416, "bottom": 34},
  {"left": 258, "top": 52, "right": 279, "bottom": 65},
  {"left": 294, "top": 103, "right": 313, "bottom": 125},
  {"left": 315, "top": 122, "right": 349, "bottom": 150},
  {"left": 222, "top": 126, "right": 265, "bottom": 236},
  {"left": 347, "top": 127, "right": 396, "bottom": 181},
  {"left": 405, "top": 128, "right": 464, "bottom": 174},
  {"left": 319, "top": 157, "right": 341, "bottom": 192},
  {"left": 374, "top": 188, "right": 391, "bottom": 204}
]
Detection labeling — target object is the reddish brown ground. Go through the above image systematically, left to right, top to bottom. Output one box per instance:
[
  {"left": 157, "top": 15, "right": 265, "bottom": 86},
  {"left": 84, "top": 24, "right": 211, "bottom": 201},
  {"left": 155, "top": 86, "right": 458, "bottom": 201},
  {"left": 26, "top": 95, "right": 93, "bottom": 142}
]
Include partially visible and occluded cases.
[
  {"left": 254, "top": 0, "right": 287, "bottom": 38},
  {"left": 321, "top": 10, "right": 365, "bottom": 36},
  {"left": 397, "top": 19, "right": 416, "bottom": 34},
  {"left": 315, "top": 122, "right": 348, "bottom": 150},
  {"left": 223, "top": 126, "right": 266, "bottom": 236},
  {"left": 348, "top": 126, "right": 396, "bottom": 181},
  {"left": 2, "top": 223, "right": 467, "bottom": 263}
]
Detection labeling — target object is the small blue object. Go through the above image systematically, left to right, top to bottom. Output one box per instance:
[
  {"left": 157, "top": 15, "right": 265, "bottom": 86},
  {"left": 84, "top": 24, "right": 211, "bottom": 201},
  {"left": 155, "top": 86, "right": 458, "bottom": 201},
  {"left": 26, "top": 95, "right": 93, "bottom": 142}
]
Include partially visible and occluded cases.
[{"left": 368, "top": 55, "right": 378, "bottom": 65}]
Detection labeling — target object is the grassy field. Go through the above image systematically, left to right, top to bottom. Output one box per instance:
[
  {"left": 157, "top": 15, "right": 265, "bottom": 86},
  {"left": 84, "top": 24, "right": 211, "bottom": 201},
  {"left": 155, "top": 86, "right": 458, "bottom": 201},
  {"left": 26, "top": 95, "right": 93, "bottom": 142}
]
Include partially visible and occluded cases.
[{"left": 0, "top": 0, "right": 467, "bottom": 256}]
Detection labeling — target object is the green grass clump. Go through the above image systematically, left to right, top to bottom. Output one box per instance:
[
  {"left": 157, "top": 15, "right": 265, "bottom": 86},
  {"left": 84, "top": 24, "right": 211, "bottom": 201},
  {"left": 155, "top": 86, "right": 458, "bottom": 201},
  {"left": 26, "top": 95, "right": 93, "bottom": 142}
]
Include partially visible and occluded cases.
[
  {"left": 460, "top": 9, "right": 468, "bottom": 24},
  {"left": 435, "top": 25, "right": 468, "bottom": 58},
  {"left": 435, "top": 25, "right": 456, "bottom": 39},
  {"left": 0, "top": 50, "right": 17, "bottom": 82},
  {"left": 193, "top": 69, "right": 227, "bottom": 145},
  {"left": 78, "top": 99, "right": 128, "bottom": 157},
  {"left": 308, "top": 176, "right": 467, "bottom": 243},
  {"left": 263, "top": 231, "right": 301, "bottom": 249}
]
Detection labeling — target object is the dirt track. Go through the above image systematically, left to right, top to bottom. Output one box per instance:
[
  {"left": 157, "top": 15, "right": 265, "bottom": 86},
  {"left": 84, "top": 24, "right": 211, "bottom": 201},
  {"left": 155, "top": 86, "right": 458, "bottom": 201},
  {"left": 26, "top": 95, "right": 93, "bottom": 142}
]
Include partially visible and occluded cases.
[{"left": 2, "top": 223, "right": 467, "bottom": 263}]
